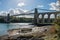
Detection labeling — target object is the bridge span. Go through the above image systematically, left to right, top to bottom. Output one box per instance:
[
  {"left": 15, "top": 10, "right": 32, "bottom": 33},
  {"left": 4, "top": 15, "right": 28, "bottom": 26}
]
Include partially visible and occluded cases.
[{"left": 0, "top": 8, "right": 60, "bottom": 26}]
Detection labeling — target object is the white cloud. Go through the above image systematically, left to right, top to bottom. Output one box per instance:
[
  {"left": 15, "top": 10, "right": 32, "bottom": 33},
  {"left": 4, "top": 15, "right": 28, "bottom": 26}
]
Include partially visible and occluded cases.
[
  {"left": 49, "top": 1, "right": 60, "bottom": 11},
  {"left": 17, "top": 2, "right": 25, "bottom": 7},
  {"left": 37, "top": 5, "right": 44, "bottom": 8},
  {"left": 0, "top": 8, "right": 33, "bottom": 18},
  {"left": 8, "top": 8, "right": 30, "bottom": 15},
  {"left": 9, "top": 8, "right": 22, "bottom": 15},
  {"left": 9, "top": 9, "right": 15, "bottom": 15},
  {"left": 23, "top": 10, "right": 28, "bottom": 13},
  {"left": 0, "top": 11, "right": 8, "bottom": 16},
  {"left": 17, "top": 15, "right": 34, "bottom": 18},
  {"left": 25, "top": 15, "right": 34, "bottom": 18}
]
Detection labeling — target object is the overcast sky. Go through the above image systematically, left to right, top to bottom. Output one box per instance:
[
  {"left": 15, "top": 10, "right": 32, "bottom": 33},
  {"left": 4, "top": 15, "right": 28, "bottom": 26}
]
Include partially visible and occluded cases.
[{"left": 0, "top": 0, "right": 59, "bottom": 18}]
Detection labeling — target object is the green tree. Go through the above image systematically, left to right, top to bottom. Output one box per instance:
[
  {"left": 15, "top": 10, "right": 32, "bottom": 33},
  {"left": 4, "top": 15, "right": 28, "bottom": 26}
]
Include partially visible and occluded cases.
[{"left": 54, "top": 16, "right": 60, "bottom": 40}]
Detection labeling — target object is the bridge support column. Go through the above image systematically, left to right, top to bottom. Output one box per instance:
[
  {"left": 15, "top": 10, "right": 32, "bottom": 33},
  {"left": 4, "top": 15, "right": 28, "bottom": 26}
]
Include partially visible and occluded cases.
[
  {"left": 34, "top": 8, "right": 39, "bottom": 25},
  {"left": 7, "top": 14, "right": 10, "bottom": 23},
  {"left": 37, "top": 14, "right": 39, "bottom": 23},
  {"left": 42, "top": 14, "right": 44, "bottom": 23},
  {"left": 48, "top": 14, "right": 50, "bottom": 23},
  {"left": 55, "top": 14, "right": 57, "bottom": 20}
]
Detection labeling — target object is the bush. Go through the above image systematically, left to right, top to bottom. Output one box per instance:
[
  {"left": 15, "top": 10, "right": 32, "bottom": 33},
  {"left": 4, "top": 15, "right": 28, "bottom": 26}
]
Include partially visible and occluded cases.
[{"left": 54, "top": 16, "right": 60, "bottom": 40}]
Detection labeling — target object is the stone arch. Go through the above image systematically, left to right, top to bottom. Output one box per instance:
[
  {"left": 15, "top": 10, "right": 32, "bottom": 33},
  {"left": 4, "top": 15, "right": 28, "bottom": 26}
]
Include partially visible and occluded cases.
[
  {"left": 50, "top": 13, "right": 55, "bottom": 23},
  {"left": 57, "top": 13, "right": 60, "bottom": 17},
  {"left": 39, "top": 14, "right": 42, "bottom": 18},
  {"left": 39, "top": 14, "right": 42, "bottom": 23},
  {"left": 44, "top": 14, "right": 48, "bottom": 18},
  {"left": 44, "top": 14, "right": 48, "bottom": 23},
  {"left": 50, "top": 14, "right": 55, "bottom": 18}
]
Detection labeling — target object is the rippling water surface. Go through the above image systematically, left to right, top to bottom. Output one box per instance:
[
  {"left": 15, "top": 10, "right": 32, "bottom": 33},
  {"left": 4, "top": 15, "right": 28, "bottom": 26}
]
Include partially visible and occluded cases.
[{"left": 0, "top": 23, "right": 34, "bottom": 36}]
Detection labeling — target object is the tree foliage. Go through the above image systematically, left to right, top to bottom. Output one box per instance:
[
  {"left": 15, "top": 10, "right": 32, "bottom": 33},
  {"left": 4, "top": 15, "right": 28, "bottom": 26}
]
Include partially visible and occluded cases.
[
  {"left": 54, "top": 16, "right": 60, "bottom": 39},
  {"left": 54, "top": 16, "right": 60, "bottom": 30}
]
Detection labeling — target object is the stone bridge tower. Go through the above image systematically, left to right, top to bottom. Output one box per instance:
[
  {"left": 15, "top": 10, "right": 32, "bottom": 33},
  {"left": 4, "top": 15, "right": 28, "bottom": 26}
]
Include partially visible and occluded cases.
[
  {"left": 34, "top": 8, "right": 39, "bottom": 25},
  {"left": 6, "top": 14, "right": 10, "bottom": 23}
]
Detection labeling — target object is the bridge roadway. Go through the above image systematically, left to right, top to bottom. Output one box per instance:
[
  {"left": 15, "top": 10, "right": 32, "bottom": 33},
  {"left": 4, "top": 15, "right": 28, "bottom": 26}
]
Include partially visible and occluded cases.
[
  {"left": 0, "top": 8, "right": 60, "bottom": 26},
  {"left": 0, "top": 11, "right": 60, "bottom": 17},
  {"left": 10, "top": 11, "right": 60, "bottom": 16}
]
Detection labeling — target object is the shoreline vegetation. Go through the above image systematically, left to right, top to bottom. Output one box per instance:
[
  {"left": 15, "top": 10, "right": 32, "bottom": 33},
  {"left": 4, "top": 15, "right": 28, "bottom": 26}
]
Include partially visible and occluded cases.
[
  {"left": 54, "top": 16, "right": 60, "bottom": 40},
  {"left": 0, "top": 17, "right": 55, "bottom": 23}
]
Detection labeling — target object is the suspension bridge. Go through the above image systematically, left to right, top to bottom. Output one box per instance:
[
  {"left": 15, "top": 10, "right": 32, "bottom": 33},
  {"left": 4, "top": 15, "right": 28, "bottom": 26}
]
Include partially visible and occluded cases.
[{"left": 0, "top": 8, "right": 60, "bottom": 26}]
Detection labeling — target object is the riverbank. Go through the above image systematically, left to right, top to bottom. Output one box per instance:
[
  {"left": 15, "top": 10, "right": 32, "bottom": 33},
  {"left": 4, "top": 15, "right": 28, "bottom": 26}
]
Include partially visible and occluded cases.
[
  {"left": 0, "top": 23, "right": 34, "bottom": 36},
  {"left": 0, "top": 25, "right": 57, "bottom": 40}
]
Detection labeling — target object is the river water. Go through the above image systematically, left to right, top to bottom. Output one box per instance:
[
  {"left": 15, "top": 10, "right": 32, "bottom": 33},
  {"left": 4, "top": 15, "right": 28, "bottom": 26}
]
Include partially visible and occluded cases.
[{"left": 0, "top": 23, "right": 34, "bottom": 36}]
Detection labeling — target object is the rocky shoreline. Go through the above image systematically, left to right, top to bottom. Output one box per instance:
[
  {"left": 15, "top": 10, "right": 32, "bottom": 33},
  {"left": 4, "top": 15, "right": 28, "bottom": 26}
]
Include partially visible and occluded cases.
[{"left": 0, "top": 26, "right": 57, "bottom": 40}]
